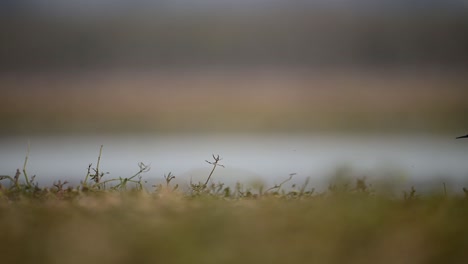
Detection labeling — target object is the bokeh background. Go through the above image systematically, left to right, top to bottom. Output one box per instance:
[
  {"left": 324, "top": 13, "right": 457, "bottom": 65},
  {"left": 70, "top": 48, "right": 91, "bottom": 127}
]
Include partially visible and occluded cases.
[{"left": 1, "top": 0, "right": 468, "bottom": 186}]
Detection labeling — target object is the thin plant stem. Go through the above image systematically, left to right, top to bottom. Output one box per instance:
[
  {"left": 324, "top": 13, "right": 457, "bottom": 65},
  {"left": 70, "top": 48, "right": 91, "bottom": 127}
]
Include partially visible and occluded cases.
[
  {"left": 23, "top": 140, "right": 32, "bottom": 188},
  {"left": 95, "top": 145, "right": 103, "bottom": 183},
  {"left": 204, "top": 155, "right": 224, "bottom": 187},
  {"left": 265, "top": 173, "right": 295, "bottom": 193}
]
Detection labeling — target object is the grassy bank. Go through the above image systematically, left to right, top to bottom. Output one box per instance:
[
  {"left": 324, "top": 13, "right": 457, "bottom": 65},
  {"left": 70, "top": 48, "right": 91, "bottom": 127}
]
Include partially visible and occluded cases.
[
  {"left": 1, "top": 153, "right": 468, "bottom": 264},
  {"left": 1, "top": 187, "right": 468, "bottom": 264}
]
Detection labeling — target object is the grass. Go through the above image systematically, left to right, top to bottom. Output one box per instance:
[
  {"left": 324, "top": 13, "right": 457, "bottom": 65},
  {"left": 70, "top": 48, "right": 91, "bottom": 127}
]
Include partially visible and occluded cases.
[{"left": 1, "top": 146, "right": 468, "bottom": 264}]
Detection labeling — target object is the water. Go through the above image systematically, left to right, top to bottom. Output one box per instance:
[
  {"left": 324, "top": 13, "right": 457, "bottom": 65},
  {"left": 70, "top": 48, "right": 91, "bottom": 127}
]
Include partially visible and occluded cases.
[{"left": 1, "top": 134, "right": 467, "bottom": 189}]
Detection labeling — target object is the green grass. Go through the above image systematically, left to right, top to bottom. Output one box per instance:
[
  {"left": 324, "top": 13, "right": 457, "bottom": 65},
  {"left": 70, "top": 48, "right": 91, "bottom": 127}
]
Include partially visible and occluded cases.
[{"left": 1, "top": 150, "right": 468, "bottom": 264}]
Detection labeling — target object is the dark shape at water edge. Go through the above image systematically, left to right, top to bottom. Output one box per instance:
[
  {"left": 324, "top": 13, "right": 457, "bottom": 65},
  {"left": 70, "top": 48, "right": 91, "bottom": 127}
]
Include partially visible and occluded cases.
[{"left": 456, "top": 134, "right": 468, "bottom": 139}]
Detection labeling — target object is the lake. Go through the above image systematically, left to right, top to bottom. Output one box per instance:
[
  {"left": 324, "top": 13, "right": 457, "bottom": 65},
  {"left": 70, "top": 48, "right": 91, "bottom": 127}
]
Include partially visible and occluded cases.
[{"left": 1, "top": 134, "right": 467, "bottom": 191}]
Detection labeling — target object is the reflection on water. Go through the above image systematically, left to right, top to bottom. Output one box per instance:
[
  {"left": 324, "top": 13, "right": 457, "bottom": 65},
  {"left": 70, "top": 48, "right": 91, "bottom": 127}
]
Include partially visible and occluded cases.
[{"left": 1, "top": 134, "right": 467, "bottom": 189}]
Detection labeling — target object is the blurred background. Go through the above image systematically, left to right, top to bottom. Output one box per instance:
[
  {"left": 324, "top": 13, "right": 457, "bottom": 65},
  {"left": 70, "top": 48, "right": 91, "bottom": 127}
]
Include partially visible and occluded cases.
[{"left": 1, "top": 0, "right": 468, "bottom": 187}]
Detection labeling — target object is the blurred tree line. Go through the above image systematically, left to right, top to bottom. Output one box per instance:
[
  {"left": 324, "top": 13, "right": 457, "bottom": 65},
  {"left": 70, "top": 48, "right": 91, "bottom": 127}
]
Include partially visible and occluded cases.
[{"left": 1, "top": 9, "right": 468, "bottom": 71}]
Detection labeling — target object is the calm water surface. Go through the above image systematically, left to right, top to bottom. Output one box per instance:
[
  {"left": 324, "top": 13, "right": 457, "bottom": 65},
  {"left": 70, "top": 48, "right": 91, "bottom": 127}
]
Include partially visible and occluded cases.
[{"left": 1, "top": 134, "right": 467, "bottom": 189}]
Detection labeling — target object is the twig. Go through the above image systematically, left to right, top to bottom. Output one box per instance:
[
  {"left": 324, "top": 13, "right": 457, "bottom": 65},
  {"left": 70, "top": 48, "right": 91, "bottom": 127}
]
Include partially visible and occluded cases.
[
  {"left": 23, "top": 140, "right": 32, "bottom": 188},
  {"left": 94, "top": 145, "right": 103, "bottom": 183},
  {"left": 203, "top": 154, "right": 224, "bottom": 187},
  {"left": 103, "top": 162, "right": 150, "bottom": 190},
  {"left": 128, "top": 162, "right": 150, "bottom": 180},
  {"left": 83, "top": 163, "right": 93, "bottom": 187},
  {"left": 164, "top": 172, "right": 176, "bottom": 187},
  {"left": 265, "top": 173, "right": 296, "bottom": 193},
  {"left": 0, "top": 174, "right": 17, "bottom": 188},
  {"left": 299, "top": 177, "right": 310, "bottom": 196}
]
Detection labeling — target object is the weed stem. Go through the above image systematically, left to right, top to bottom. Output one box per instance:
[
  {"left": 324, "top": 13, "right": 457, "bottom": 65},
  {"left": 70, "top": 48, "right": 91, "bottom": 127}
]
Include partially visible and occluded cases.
[{"left": 23, "top": 140, "right": 32, "bottom": 188}]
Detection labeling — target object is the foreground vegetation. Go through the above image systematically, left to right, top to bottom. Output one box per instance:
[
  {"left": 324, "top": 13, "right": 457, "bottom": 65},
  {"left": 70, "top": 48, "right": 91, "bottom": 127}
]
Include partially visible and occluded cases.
[{"left": 1, "top": 148, "right": 468, "bottom": 264}]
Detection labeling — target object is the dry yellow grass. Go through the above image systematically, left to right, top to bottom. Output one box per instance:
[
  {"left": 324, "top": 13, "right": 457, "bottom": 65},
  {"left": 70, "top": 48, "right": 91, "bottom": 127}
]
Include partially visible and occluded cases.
[{"left": 1, "top": 189, "right": 468, "bottom": 264}]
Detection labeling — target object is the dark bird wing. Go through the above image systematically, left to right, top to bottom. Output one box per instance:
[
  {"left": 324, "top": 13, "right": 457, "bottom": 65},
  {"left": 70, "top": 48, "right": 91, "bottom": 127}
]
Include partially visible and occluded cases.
[{"left": 456, "top": 134, "right": 468, "bottom": 139}]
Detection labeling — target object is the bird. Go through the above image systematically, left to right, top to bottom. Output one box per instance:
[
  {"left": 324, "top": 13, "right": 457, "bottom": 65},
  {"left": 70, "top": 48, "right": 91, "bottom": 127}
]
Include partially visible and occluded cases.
[{"left": 456, "top": 134, "right": 468, "bottom": 139}]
